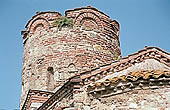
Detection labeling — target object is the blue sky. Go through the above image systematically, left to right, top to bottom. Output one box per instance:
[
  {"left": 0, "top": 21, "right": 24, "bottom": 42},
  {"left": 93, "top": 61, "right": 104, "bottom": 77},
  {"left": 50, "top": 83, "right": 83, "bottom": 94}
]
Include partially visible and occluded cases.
[{"left": 0, "top": 0, "right": 170, "bottom": 109}]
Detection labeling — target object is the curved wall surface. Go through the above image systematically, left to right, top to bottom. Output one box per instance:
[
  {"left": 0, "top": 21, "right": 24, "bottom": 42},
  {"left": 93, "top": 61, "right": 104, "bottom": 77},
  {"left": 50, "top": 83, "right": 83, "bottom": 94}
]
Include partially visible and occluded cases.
[{"left": 20, "top": 7, "right": 121, "bottom": 108}]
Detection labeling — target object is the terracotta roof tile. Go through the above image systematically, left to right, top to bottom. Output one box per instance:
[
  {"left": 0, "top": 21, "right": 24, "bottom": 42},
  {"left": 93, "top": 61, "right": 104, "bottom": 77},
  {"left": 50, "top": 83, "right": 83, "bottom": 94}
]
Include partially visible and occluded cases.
[
  {"left": 36, "top": 47, "right": 170, "bottom": 109},
  {"left": 75, "top": 47, "right": 170, "bottom": 84},
  {"left": 88, "top": 70, "right": 170, "bottom": 91}
]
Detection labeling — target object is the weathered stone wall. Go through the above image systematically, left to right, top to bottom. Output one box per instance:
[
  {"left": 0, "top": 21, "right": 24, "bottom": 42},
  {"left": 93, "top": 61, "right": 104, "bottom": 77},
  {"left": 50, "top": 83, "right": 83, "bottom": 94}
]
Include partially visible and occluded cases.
[
  {"left": 20, "top": 7, "right": 121, "bottom": 109},
  {"left": 64, "top": 87, "right": 170, "bottom": 110},
  {"left": 94, "top": 87, "right": 170, "bottom": 110}
]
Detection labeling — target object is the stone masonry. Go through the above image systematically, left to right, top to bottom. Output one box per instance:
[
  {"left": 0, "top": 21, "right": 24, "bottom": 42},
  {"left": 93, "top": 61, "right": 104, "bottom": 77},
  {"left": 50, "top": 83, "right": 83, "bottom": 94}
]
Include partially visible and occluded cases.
[
  {"left": 20, "top": 6, "right": 121, "bottom": 109},
  {"left": 20, "top": 6, "right": 170, "bottom": 110}
]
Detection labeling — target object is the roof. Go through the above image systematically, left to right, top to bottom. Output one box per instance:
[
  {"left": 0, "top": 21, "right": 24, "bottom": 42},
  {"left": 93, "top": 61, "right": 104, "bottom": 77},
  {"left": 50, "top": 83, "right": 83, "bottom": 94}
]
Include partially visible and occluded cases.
[
  {"left": 36, "top": 46, "right": 170, "bottom": 109},
  {"left": 78, "top": 47, "right": 170, "bottom": 85},
  {"left": 85, "top": 47, "right": 170, "bottom": 97},
  {"left": 88, "top": 70, "right": 170, "bottom": 95},
  {"left": 37, "top": 76, "right": 81, "bottom": 110},
  {"left": 21, "top": 90, "right": 54, "bottom": 110}
]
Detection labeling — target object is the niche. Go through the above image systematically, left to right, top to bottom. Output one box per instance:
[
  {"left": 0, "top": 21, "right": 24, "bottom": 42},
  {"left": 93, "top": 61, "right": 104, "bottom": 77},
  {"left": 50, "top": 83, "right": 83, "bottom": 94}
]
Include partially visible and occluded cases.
[
  {"left": 81, "top": 18, "right": 98, "bottom": 31},
  {"left": 47, "top": 66, "right": 54, "bottom": 90}
]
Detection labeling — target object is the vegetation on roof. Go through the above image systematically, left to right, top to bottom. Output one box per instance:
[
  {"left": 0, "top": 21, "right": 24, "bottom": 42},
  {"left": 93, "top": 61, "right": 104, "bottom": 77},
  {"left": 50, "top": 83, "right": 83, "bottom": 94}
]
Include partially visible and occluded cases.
[{"left": 52, "top": 16, "right": 73, "bottom": 29}]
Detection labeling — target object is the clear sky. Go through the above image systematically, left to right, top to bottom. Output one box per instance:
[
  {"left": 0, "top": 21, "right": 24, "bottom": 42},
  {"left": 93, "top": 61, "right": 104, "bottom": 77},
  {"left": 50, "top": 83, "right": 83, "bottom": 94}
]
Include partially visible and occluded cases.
[{"left": 0, "top": 0, "right": 169, "bottom": 109}]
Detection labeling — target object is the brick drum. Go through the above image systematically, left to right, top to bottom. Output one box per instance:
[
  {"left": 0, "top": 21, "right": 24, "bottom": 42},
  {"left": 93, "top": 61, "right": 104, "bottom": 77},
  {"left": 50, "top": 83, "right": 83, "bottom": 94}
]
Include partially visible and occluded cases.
[{"left": 20, "top": 7, "right": 121, "bottom": 108}]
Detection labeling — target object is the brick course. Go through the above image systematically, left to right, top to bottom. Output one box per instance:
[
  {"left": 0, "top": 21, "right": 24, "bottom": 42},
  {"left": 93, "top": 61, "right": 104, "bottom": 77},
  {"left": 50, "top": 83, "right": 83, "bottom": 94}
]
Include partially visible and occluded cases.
[
  {"left": 20, "top": 6, "right": 170, "bottom": 110},
  {"left": 20, "top": 7, "right": 120, "bottom": 109}
]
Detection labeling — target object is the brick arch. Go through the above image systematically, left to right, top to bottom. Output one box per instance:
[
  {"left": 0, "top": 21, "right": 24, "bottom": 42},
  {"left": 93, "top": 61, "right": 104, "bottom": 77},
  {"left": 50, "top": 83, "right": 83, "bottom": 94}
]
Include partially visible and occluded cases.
[
  {"left": 74, "top": 12, "right": 103, "bottom": 30},
  {"left": 28, "top": 18, "right": 50, "bottom": 34}
]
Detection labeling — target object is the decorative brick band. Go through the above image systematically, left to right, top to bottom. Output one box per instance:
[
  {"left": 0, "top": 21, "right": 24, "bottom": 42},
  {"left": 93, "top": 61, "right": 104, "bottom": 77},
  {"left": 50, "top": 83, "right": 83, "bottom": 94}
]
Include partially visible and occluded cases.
[
  {"left": 22, "top": 6, "right": 120, "bottom": 45},
  {"left": 65, "top": 6, "right": 120, "bottom": 39},
  {"left": 21, "top": 12, "right": 61, "bottom": 44},
  {"left": 71, "top": 47, "right": 170, "bottom": 85},
  {"left": 88, "top": 70, "right": 170, "bottom": 97},
  {"left": 21, "top": 90, "right": 54, "bottom": 110}
]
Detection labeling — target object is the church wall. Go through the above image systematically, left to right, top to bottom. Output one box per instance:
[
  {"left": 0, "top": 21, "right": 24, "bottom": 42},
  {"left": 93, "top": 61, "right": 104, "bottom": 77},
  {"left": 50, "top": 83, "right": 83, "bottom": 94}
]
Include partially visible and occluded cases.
[
  {"left": 20, "top": 7, "right": 121, "bottom": 109},
  {"left": 66, "top": 87, "right": 170, "bottom": 110},
  {"left": 98, "top": 87, "right": 170, "bottom": 110}
]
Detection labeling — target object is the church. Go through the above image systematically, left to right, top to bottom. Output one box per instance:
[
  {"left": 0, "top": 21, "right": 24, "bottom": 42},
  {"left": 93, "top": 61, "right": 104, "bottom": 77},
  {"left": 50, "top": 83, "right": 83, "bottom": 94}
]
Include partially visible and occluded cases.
[{"left": 20, "top": 6, "right": 170, "bottom": 110}]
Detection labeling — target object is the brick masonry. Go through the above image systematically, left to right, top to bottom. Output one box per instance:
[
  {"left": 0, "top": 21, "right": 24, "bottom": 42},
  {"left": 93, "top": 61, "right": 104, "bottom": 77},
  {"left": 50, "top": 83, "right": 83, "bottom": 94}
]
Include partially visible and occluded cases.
[
  {"left": 20, "top": 6, "right": 170, "bottom": 110},
  {"left": 20, "top": 7, "right": 121, "bottom": 109}
]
